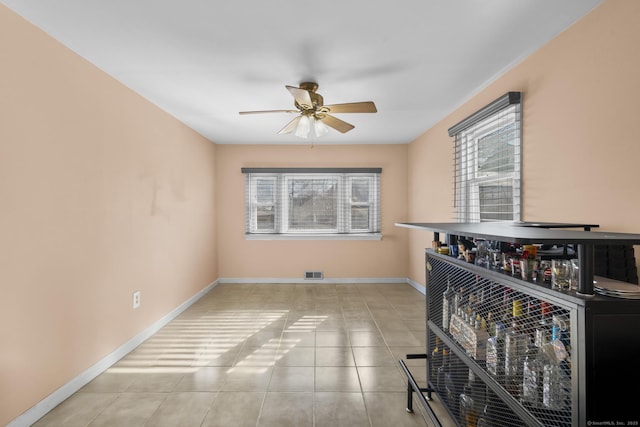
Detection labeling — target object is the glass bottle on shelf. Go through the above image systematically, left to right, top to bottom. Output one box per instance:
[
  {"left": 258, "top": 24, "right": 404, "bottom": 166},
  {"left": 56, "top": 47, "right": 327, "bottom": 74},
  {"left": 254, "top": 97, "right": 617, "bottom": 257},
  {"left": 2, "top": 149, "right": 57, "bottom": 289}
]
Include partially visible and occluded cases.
[
  {"left": 442, "top": 275, "right": 454, "bottom": 332},
  {"left": 453, "top": 286, "right": 464, "bottom": 321},
  {"left": 504, "top": 298, "right": 528, "bottom": 399},
  {"left": 534, "top": 301, "right": 552, "bottom": 348},
  {"left": 486, "top": 320, "right": 505, "bottom": 381},
  {"left": 430, "top": 336, "right": 442, "bottom": 378},
  {"left": 521, "top": 341, "right": 547, "bottom": 407},
  {"left": 436, "top": 348, "right": 450, "bottom": 392},
  {"left": 543, "top": 355, "right": 570, "bottom": 410},
  {"left": 459, "top": 369, "right": 484, "bottom": 427}
]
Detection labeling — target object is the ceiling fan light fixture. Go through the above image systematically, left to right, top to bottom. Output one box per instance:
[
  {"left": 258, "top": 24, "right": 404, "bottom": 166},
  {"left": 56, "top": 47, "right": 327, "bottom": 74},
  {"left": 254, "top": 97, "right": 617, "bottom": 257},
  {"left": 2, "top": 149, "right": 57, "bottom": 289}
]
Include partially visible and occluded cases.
[
  {"left": 294, "top": 114, "right": 311, "bottom": 138},
  {"left": 313, "top": 117, "right": 329, "bottom": 137}
]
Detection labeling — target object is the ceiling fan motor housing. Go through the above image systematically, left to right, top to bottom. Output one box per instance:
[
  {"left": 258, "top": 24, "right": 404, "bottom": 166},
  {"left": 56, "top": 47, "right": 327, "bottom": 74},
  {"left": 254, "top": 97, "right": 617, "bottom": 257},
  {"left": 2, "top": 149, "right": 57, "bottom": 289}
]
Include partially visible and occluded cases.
[{"left": 296, "top": 82, "right": 323, "bottom": 111}]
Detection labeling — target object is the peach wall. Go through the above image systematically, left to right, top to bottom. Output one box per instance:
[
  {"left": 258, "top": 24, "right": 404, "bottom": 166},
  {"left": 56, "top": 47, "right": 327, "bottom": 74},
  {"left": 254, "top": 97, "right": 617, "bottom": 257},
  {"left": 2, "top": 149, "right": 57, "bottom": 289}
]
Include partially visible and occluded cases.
[
  {"left": 407, "top": 0, "right": 640, "bottom": 286},
  {"left": 0, "top": 6, "right": 217, "bottom": 425},
  {"left": 216, "top": 144, "right": 409, "bottom": 280}
]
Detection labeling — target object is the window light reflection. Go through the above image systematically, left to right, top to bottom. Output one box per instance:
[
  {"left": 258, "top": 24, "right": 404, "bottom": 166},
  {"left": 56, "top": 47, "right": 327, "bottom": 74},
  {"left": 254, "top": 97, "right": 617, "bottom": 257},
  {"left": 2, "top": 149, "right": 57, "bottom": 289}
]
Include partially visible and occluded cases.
[{"left": 104, "top": 310, "right": 328, "bottom": 376}]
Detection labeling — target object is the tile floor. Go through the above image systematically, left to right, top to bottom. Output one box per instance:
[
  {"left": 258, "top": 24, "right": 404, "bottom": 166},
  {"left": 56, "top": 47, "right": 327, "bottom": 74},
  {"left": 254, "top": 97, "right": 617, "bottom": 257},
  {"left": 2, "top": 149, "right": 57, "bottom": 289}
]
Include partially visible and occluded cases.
[{"left": 34, "top": 283, "right": 455, "bottom": 427}]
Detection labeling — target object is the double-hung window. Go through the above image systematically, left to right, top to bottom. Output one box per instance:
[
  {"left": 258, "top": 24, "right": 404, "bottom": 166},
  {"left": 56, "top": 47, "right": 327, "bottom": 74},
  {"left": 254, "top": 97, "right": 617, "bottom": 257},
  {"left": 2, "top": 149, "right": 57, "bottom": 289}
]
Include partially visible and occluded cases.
[
  {"left": 448, "top": 92, "right": 522, "bottom": 222},
  {"left": 243, "top": 168, "right": 381, "bottom": 239}
]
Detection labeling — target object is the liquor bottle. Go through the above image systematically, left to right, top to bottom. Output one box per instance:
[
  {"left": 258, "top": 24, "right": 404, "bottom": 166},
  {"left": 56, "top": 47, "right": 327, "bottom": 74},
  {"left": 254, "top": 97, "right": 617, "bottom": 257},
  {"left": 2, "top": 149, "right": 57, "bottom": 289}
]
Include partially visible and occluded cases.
[
  {"left": 442, "top": 276, "right": 454, "bottom": 331},
  {"left": 453, "top": 286, "right": 463, "bottom": 319},
  {"left": 504, "top": 299, "right": 528, "bottom": 399},
  {"left": 534, "top": 301, "right": 552, "bottom": 348},
  {"left": 485, "top": 321, "right": 505, "bottom": 380},
  {"left": 430, "top": 336, "right": 442, "bottom": 382},
  {"left": 521, "top": 341, "right": 546, "bottom": 407},
  {"left": 542, "top": 342, "right": 570, "bottom": 410},
  {"left": 436, "top": 348, "right": 450, "bottom": 392},
  {"left": 444, "top": 357, "right": 459, "bottom": 417},
  {"left": 459, "top": 369, "right": 482, "bottom": 427},
  {"left": 476, "top": 403, "right": 490, "bottom": 427}
]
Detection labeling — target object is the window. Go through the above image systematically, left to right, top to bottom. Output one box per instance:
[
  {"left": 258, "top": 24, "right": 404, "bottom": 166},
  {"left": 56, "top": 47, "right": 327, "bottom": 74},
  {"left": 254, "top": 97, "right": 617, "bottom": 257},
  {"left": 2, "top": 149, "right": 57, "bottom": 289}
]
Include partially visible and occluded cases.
[
  {"left": 448, "top": 92, "right": 522, "bottom": 222},
  {"left": 242, "top": 168, "right": 381, "bottom": 239}
]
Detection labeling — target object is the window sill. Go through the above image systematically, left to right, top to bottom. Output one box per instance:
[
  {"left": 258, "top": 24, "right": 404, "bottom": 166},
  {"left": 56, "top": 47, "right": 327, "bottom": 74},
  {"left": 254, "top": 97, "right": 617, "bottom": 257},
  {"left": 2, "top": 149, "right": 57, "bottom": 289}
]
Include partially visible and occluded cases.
[{"left": 245, "top": 233, "right": 382, "bottom": 241}]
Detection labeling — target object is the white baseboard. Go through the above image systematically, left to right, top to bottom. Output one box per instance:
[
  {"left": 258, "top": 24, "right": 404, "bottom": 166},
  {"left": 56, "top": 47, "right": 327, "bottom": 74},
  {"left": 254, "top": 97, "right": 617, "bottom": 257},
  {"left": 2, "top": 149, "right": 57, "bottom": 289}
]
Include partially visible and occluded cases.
[
  {"left": 407, "top": 278, "right": 426, "bottom": 295},
  {"left": 8, "top": 280, "right": 219, "bottom": 427}
]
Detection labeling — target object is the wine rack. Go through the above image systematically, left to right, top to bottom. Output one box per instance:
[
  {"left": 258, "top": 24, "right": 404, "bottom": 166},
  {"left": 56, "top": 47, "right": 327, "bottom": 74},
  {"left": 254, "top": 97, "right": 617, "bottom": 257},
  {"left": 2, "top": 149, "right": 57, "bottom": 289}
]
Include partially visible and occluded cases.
[{"left": 396, "top": 222, "right": 640, "bottom": 427}]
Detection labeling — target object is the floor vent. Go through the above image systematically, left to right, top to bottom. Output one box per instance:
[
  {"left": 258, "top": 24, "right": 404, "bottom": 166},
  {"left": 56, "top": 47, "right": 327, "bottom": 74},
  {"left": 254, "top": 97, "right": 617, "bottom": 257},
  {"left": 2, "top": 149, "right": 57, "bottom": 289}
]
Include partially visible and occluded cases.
[{"left": 304, "top": 271, "right": 324, "bottom": 280}]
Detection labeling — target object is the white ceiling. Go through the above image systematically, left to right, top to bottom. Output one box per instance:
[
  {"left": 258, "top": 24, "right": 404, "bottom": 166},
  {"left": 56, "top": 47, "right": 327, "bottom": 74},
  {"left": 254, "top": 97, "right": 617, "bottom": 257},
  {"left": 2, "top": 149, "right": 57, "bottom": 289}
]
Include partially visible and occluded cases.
[{"left": 2, "top": 0, "right": 602, "bottom": 145}]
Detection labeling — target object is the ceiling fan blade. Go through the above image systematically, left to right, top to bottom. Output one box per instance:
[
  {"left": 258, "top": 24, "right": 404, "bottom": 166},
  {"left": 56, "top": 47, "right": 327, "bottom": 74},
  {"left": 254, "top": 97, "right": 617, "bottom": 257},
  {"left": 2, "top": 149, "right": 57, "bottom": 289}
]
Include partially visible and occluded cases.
[
  {"left": 286, "top": 85, "right": 313, "bottom": 109},
  {"left": 325, "top": 101, "right": 377, "bottom": 113},
  {"left": 239, "top": 109, "right": 298, "bottom": 115},
  {"left": 321, "top": 114, "right": 355, "bottom": 133},
  {"left": 277, "top": 116, "right": 302, "bottom": 134}
]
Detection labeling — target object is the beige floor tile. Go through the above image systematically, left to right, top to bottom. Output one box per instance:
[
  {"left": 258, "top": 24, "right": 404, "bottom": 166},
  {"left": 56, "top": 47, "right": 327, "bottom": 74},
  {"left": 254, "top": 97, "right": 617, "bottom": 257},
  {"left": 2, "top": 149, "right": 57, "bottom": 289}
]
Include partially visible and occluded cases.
[
  {"left": 375, "top": 318, "right": 411, "bottom": 332},
  {"left": 314, "top": 319, "right": 347, "bottom": 331},
  {"left": 345, "top": 319, "right": 379, "bottom": 331},
  {"left": 404, "top": 319, "right": 427, "bottom": 332},
  {"left": 242, "top": 330, "right": 283, "bottom": 347},
  {"left": 280, "top": 330, "right": 316, "bottom": 346},
  {"left": 381, "top": 330, "right": 423, "bottom": 347},
  {"left": 411, "top": 330, "right": 427, "bottom": 346},
  {"left": 316, "top": 331, "right": 350, "bottom": 347},
  {"left": 350, "top": 331, "right": 386, "bottom": 346},
  {"left": 192, "top": 344, "right": 242, "bottom": 367},
  {"left": 233, "top": 345, "right": 279, "bottom": 367},
  {"left": 274, "top": 345, "right": 315, "bottom": 366},
  {"left": 352, "top": 346, "right": 397, "bottom": 367},
  {"left": 315, "top": 347, "right": 355, "bottom": 366},
  {"left": 388, "top": 347, "right": 428, "bottom": 368},
  {"left": 221, "top": 366, "right": 273, "bottom": 391},
  {"left": 268, "top": 366, "right": 315, "bottom": 391},
  {"left": 358, "top": 366, "right": 407, "bottom": 392},
  {"left": 174, "top": 367, "right": 228, "bottom": 392},
  {"left": 315, "top": 367, "right": 361, "bottom": 392},
  {"left": 81, "top": 370, "right": 136, "bottom": 393},
  {"left": 125, "top": 372, "right": 184, "bottom": 393},
  {"left": 145, "top": 391, "right": 216, "bottom": 426},
  {"left": 33, "top": 392, "right": 118, "bottom": 427},
  {"left": 201, "top": 392, "right": 265, "bottom": 427},
  {"left": 257, "top": 392, "right": 313, "bottom": 427},
  {"left": 314, "top": 392, "right": 371, "bottom": 427},
  {"left": 363, "top": 392, "right": 430, "bottom": 427},
  {"left": 87, "top": 393, "right": 167, "bottom": 427}
]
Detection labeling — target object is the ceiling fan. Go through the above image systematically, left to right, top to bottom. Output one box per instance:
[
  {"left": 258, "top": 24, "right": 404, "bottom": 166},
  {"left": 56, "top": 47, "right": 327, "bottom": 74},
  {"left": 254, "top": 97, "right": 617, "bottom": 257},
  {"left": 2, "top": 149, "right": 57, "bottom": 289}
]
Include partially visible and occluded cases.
[{"left": 239, "top": 82, "right": 377, "bottom": 138}]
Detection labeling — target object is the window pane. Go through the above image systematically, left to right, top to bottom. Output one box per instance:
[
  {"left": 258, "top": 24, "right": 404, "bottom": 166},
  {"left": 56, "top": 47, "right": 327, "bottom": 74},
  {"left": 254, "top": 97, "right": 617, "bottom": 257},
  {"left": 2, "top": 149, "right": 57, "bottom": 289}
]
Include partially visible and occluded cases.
[
  {"left": 477, "top": 122, "right": 516, "bottom": 176},
  {"left": 256, "top": 178, "right": 275, "bottom": 203},
  {"left": 288, "top": 178, "right": 338, "bottom": 230},
  {"left": 351, "top": 178, "right": 370, "bottom": 203},
  {"left": 479, "top": 183, "right": 513, "bottom": 221},
  {"left": 256, "top": 206, "right": 275, "bottom": 230},
  {"left": 351, "top": 206, "right": 370, "bottom": 229}
]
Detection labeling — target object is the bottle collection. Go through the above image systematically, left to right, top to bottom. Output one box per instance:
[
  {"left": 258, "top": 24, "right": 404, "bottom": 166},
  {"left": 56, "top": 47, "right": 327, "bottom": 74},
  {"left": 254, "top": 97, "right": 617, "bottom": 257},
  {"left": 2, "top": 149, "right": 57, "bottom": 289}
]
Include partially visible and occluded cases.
[
  {"left": 434, "top": 238, "right": 581, "bottom": 291},
  {"left": 434, "top": 273, "right": 572, "bottom": 426}
]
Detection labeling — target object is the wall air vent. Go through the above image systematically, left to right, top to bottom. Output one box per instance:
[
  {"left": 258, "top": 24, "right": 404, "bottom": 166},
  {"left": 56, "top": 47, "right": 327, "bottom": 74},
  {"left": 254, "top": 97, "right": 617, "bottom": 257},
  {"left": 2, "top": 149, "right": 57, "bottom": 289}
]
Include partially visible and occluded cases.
[{"left": 304, "top": 271, "right": 324, "bottom": 280}]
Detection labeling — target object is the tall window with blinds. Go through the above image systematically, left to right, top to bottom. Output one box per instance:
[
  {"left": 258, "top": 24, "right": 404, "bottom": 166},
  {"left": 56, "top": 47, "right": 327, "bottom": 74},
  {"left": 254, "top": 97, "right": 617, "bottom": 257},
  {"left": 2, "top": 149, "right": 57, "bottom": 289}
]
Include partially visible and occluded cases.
[
  {"left": 448, "top": 92, "right": 522, "bottom": 222},
  {"left": 242, "top": 168, "right": 381, "bottom": 239}
]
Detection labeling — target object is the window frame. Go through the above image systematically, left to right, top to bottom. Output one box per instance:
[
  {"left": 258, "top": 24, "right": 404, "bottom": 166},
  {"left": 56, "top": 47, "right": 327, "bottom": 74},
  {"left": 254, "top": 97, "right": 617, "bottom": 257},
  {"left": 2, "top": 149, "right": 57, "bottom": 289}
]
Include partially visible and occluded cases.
[
  {"left": 449, "top": 92, "right": 522, "bottom": 223},
  {"left": 243, "top": 168, "right": 382, "bottom": 240}
]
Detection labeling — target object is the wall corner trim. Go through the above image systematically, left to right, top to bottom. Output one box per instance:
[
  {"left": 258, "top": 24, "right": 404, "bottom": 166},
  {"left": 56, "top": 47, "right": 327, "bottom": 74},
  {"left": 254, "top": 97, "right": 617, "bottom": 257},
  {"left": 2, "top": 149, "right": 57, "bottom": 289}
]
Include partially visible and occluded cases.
[
  {"left": 407, "top": 278, "right": 426, "bottom": 295},
  {"left": 7, "top": 280, "right": 219, "bottom": 427}
]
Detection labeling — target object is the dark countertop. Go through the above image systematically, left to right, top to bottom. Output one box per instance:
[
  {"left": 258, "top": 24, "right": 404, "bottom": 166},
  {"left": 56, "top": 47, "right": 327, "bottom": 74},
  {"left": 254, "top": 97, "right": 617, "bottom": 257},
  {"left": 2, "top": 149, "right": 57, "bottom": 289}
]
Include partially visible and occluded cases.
[{"left": 395, "top": 221, "right": 640, "bottom": 245}]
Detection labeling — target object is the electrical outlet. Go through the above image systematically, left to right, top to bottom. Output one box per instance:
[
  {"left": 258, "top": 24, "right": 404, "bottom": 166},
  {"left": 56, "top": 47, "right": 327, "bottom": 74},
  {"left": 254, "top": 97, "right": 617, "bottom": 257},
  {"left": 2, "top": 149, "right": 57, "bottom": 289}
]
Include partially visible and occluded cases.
[{"left": 133, "top": 291, "right": 141, "bottom": 309}]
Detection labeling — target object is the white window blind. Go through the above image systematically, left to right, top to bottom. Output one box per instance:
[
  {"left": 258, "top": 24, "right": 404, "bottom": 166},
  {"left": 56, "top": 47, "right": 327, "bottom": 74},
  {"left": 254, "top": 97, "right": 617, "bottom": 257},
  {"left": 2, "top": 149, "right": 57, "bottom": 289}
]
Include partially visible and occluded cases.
[
  {"left": 448, "top": 92, "right": 522, "bottom": 223},
  {"left": 242, "top": 168, "right": 381, "bottom": 239}
]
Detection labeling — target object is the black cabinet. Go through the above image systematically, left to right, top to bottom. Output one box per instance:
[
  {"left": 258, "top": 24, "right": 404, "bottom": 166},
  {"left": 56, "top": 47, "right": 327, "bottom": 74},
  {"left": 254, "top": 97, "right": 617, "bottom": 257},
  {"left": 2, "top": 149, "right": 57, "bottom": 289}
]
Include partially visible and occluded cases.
[{"left": 396, "top": 222, "right": 640, "bottom": 427}]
